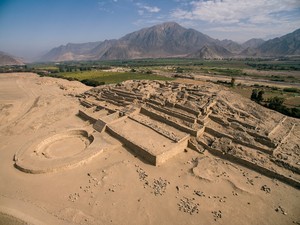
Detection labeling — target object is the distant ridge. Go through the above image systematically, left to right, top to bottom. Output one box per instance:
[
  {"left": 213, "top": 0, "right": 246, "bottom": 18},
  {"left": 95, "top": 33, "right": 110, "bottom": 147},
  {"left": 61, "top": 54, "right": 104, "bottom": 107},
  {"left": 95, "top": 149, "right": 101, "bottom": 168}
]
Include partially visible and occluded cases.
[
  {"left": 39, "top": 22, "right": 300, "bottom": 62},
  {"left": 257, "top": 28, "right": 300, "bottom": 56},
  {"left": 242, "top": 38, "right": 265, "bottom": 49},
  {"left": 40, "top": 41, "right": 102, "bottom": 62},
  {"left": 187, "top": 45, "right": 234, "bottom": 59},
  {"left": 0, "top": 51, "right": 24, "bottom": 66}
]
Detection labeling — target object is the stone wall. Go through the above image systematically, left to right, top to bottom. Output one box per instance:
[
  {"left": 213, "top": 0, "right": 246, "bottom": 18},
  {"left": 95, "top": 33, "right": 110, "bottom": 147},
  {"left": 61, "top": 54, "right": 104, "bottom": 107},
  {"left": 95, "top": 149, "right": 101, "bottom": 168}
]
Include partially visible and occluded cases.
[
  {"left": 147, "top": 102, "right": 196, "bottom": 123},
  {"left": 175, "top": 103, "right": 200, "bottom": 117},
  {"left": 141, "top": 107, "right": 202, "bottom": 137},
  {"left": 78, "top": 110, "right": 97, "bottom": 123},
  {"left": 106, "top": 125, "right": 157, "bottom": 165},
  {"left": 197, "top": 140, "right": 300, "bottom": 189}
]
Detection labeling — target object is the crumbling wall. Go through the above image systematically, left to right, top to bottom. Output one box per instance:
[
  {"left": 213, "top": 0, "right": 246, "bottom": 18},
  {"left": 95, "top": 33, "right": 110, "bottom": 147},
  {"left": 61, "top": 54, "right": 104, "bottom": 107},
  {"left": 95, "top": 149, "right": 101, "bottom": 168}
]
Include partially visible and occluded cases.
[
  {"left": 147, "top": 103, "right": 196, "bottom": 123},
  {"left": 175, "top": 103, "right": 200, "bottom": 117},
  {"left": 141, "top": 107, "right": 202, "bottom": 137},
  {"left": 78, "top": 110, "right": 97, "bottom": 123},
  {"left": 106, "top": 126, "right": 157, "bottom": 165},
  {"left": 197, "top": 140, "right": 300, "bottom": 189}
]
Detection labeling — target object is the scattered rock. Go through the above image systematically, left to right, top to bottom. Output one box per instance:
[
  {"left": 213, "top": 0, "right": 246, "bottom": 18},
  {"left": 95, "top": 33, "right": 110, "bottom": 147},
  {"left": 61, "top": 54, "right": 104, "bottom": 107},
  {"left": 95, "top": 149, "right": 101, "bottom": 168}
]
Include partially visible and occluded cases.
[
  {"left": 136, "top": 167, "right": 148, "bottom": 181},
  {"left": 153, "top": 177, "right": 168, "bottom": 196},
  {"left": 246, "top": 177, "right": 254, "bottom": 185},
  {"left": 261, "top": 185, "right": 271, "bottom": 193},
  {"left": 194, "top": 190, "right": 205, "bottom": 197},
  {"left": 232, "top": 191, "right": 238, "bottom": 196},
  {"left": 68, "top": 193, "right": 80, "bottom": 202},
  {"left": 178, "top": 197, "right": 199, "bottom": 215},
  {"left": 275, "top": 206, "right": 287, "bottom": 215},
  {"left": 212, "top": 210, "right": 222, "bottom": 221}
]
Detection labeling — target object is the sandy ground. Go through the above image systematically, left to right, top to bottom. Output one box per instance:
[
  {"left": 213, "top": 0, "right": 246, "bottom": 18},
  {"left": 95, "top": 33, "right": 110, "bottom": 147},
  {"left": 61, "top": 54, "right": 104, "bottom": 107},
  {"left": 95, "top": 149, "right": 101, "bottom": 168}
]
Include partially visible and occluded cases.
[{"left": 0, "top": 73, "right": 299, "bottom": 225}]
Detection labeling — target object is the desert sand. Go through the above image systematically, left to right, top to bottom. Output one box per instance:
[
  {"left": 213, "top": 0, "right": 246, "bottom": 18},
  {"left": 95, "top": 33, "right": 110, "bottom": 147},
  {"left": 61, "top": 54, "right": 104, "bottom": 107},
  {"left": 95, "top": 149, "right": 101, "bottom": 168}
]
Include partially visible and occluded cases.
[{"left": 0, "top": 73, "right": 299, "bottom": 225}]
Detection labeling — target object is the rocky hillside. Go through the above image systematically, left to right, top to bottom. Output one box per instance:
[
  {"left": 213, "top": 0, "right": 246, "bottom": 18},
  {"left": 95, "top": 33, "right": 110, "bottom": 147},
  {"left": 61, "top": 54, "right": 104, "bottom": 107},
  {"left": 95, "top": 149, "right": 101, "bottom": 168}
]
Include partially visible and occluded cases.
[
  {"left": 39, "top": 22, "right": 300, "bottom": 62},
  {"left": 257, "top": 28, "right": 300, "bottom": 56},
  {"left": 242, "top": 38, "right": 265, "bottom": 49},
  {"left": 40, "top": 41, "right": 102, "bottom": 62},
  {"left": 187, "top": 45, "right": 234, "bottom": 59},
  {"left": 0, "top": 51, "right": 24, "bottom": 66}
]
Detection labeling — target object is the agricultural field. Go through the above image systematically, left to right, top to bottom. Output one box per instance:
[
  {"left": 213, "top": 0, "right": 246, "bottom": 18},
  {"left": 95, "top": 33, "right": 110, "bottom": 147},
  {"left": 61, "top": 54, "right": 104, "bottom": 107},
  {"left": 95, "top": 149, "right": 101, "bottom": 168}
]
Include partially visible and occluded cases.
[
  {"left": 3, "top": 58, "right": 299, "bottom": 116},
  {"left": 51, "top": 70, "right": 173, "bottom": 86}
]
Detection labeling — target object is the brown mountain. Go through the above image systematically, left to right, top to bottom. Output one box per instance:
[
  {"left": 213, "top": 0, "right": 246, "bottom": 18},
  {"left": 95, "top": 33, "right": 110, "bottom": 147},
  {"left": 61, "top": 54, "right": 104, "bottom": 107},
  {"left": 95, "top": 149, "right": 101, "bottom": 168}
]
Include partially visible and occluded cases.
[
  {"left": 40, "top": 22, "right": 217, "bottom": 61},
  {"left": 111, "top": 22, "right": 215, "bottom": 58},
  {"left": 39, "top": 23, "right": 300, "bottom": 62},
  {"left": 257, "top": 28, "right": 300, "bottom": 56},
  {"left": 242, "top": 38, "right": 265, "bottom": 49},
  {"left": 219, "top": 39, "right": 244, "bottom": 53},
  {"left": 40, "top": 41, "right": 102, "bottom": 62},
  {"left": 187, "top": 45, "right": 234, "bottom": 59},
  {"left": 0, "top": 51, "right": 24, "bottom": 66}
]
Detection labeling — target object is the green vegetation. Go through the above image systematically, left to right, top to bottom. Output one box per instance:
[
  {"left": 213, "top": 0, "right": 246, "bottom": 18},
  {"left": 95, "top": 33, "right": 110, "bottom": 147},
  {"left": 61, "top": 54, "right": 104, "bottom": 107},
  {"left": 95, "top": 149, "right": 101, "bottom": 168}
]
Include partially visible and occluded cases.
[
  {"left": 1, "top": 58, "right": 299, "bottom": 118},
  {"left": 246, "top": 61, "right": 300, "bottom": 71},
  {"left": 200, "top": 67, "right": 244, "bottom": 76},
  {"left": 36, "top": 70, "right": 173, "bottom": 87},
  {"left": 57, "top": 70, "right": 173, "bottom": 85},
  {"left": 230, "top": 77, "right": 236, "bottom": 87},
  {"left": 248, "top": 87, "right": 300, "bottom": 118},
  {"left": 282, "top": 88, "right": 300, "bottom": 93},
  {"left": 251, "top": 89, "right": 264, "bottom": 102},
  {"left": 266, "top": 96, "right": 300, "bottom": 118}
]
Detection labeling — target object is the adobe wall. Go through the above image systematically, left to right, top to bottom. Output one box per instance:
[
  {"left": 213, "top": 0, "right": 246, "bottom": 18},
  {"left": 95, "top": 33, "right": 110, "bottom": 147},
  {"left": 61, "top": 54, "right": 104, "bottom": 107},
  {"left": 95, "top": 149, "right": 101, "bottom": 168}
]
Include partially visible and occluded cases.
[
  {"left": 110, "top": 88, "right": 144, "bottom": 100},
  {"left": 102, "top": 92, "right": 125, "bottom": 101},
  {"left": 99, "top": 97, "right": 128, "bottom": 107},
  {"left": 79, "top": 99, "right": 94, "bottom": 108},
  {"left": 86, "top": 99, "right": 117, "bottom": 113},
  {"left": 147, "top": 99, "right": 164, "bottom": 106},
  {"left": 201, "top": 99, "right": 216, "bottom": 115},
  {"left": 146, "top": 103, "right": 196, "bottom": 123},
  {"left": 175, "top": 103, "right": 200, "bottom": 117},
  {"left": 141, "top": 107, "right": 202, "bottom": 136},
  {"left": 78, "top": 110, "right": 98, "bottom": 123},
  {"left": 197, "top": 110, "right": 212, "bottom": 125},
  {"left": 129, "top": 115, "right": 182, "bottom": 142},
  {"left": 209, "top": 115, "right": 230, "bottom": 127},
  {"left": 268, "top": 116, "right": 287, "bottom": 137},
  {"left": 228, "top": 118, "right": 256, "bottom": 130},
  {"left": 93, "top": 119, "right": 107, "bottom": 132},
  {"left": 106, "top": 126, "right": 157, "bottom": 165},
  {"left": 204, "top": 127, "right": 272, "bottom": 154},
  {"left": 204, "top": 127, "right": 233, "bottom": 139},
  {"left": 246, "top": 131, "right": 276, "bottom": 148},
  {"left": 156, "top": 138, "right": 188, "bottom": 166},
  {"left": 233, "top": 138, "right": 272, "bottom": 155},
  {"left": 188, "top": 139, "right": 205, "bottom": 153},
  {"left": 197, "top": 140, "right": 300, "bottom": 189},
  {"left": 271, "top": 158, "right": 300, "bottom": 175}
]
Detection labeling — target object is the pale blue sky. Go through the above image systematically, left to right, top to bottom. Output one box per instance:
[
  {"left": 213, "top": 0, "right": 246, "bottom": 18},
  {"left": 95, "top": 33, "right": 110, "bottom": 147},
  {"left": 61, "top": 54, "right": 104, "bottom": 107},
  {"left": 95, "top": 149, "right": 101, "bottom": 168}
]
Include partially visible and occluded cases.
[{"left": 0, "top": 0, "right": 299, "bottom": 60}]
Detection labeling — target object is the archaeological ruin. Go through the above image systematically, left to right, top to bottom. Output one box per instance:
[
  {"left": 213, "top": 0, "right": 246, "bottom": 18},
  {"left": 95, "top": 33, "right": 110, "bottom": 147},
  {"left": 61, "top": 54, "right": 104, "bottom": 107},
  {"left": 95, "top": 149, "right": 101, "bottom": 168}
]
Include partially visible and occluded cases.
[{"left": 14, "top": 80, "right": 300, "bottom": 188}]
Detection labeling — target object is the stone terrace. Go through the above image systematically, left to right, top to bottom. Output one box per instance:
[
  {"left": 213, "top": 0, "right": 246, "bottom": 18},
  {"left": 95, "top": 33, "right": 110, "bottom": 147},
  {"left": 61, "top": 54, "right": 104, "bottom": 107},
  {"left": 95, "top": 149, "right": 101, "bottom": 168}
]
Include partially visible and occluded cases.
[{"left": 78, "top": 80, "right": 300, "bottom": 188}]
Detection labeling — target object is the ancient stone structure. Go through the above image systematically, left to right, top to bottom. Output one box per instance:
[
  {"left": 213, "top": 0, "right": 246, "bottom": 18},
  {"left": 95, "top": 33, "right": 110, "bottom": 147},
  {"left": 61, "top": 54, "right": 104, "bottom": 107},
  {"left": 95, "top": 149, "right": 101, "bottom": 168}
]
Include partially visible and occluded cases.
[
  {"left": 14, "top": 80, "right": 300, "bottom": 188},
  {"left": 77, "top": 80, "right": 300, "bottom": 188},
  {"left": 14, "top": 129, "right": 121, "bottom": 174}
]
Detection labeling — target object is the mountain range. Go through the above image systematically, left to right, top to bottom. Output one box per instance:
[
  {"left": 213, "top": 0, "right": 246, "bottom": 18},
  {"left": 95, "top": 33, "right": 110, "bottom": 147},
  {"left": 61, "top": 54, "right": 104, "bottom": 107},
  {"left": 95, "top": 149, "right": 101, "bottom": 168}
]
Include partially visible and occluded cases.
[
  {"left": 2, "top": 22, "right": 300, "bottom": 64},
  {"left": 0, "top": 51, "right": 24, "bottom": 66}
]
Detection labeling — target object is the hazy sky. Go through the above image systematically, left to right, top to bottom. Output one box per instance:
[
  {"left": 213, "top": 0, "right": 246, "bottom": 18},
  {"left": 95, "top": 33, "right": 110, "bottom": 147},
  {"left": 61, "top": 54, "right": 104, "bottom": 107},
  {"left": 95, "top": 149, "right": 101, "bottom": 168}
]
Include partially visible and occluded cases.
[{"left": 0, "top": 0, "right": 300, "bottom": 60}]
